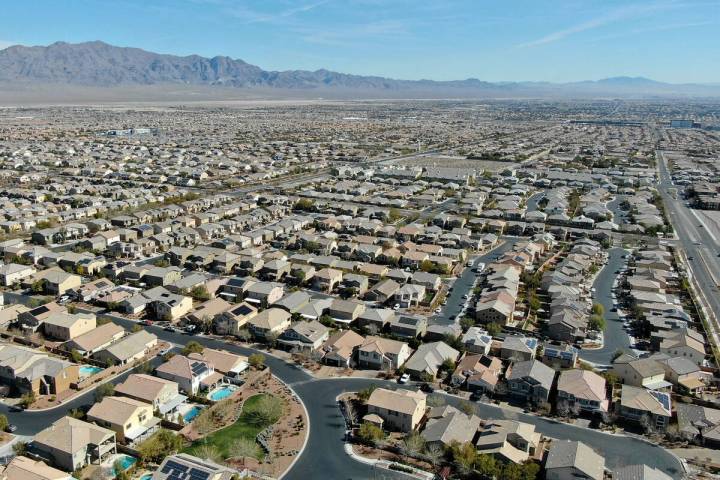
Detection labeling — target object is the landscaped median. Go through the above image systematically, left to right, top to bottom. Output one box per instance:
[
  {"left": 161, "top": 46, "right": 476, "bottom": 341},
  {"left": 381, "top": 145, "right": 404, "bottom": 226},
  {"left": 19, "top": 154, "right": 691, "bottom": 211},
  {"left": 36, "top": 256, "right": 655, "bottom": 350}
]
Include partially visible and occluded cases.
[{"left": 178, "top": 372, "right": 307, "bottom": 478}]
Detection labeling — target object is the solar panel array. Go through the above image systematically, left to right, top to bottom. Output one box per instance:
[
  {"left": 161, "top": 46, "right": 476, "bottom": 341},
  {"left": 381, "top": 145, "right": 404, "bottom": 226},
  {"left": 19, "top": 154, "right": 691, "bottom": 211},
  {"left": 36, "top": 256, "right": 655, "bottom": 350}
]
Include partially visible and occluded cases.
[
  {"left": 232, "top": 304, "right": 253, "bottom": 316},
  {"left": 525, "top": 338, "right": 538, "bottom": 350},
  {"left": 190, "top": 361, "right": 208, "bottom": 376},
  {"left": 650, "top": 390, "right": 671, "bottom": 412},
  {"left": 160, "top": 459, "right": 211, "bottom": 480}
]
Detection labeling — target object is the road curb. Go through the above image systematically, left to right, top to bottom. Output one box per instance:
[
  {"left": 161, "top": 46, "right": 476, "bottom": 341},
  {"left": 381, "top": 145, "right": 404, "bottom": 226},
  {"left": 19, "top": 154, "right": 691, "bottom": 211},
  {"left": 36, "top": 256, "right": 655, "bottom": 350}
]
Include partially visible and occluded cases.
[{"left": 277, "top": 373, "right": 310, "bottom": 480}]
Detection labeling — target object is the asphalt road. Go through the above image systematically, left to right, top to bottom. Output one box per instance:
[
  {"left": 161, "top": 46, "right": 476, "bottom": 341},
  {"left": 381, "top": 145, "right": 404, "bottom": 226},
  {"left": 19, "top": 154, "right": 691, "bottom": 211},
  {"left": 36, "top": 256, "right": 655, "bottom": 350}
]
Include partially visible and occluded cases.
[
  {"left": 657, "top": 150, "right": 720, "bottom": 352},
  {"left": 526, "top": 191, "right": 544, "bottom": 212},
  {"left": 430, "top": 239, "right": 517, "bottom": 326},
  {"left": 579, "top": 247, "right": 632, "bottom": 365},
  {"left": 1, "top": 294, "right": 684, "bottom": 479}
]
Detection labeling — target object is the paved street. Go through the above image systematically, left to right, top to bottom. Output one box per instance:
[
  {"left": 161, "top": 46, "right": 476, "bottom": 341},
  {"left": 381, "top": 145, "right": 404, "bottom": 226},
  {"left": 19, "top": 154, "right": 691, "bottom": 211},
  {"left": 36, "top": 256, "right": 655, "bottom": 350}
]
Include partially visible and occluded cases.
[
  {"left": 657, "top": 150, "right": 720, "bottom": 354},
  {"left": 430, "top": 239, "right": 517, "bottom": 326},
  {"left": 579, "top": 247, "right": 632, "bottom": 365},
  {"left": 0, "top": 306, "right": 684, "bottom": 479}
]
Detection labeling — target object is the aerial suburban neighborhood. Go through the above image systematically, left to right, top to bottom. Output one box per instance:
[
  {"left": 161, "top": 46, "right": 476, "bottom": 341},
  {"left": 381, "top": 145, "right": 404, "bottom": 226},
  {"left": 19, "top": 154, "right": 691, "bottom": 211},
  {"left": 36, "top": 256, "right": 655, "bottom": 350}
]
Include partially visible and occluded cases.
[
  {"left": 0, "top": 0, "right": 718, "bottom": 473},
  {"left": 0, "top": 98, "right": 716, "bottom": 480}
]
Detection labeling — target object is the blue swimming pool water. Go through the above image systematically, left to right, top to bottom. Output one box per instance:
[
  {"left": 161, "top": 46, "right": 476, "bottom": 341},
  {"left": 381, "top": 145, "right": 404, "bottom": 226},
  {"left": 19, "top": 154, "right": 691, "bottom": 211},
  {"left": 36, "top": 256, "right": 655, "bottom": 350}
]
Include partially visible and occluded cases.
[
  {"left": 79, "top": 365, "right": 103, "bottom": 377},
  {"left": 208, "top": 385, "right": 236, "bottom": 401},
  {"left": 183, "top": 405, "right": 202, "bottom": 422},
  {"left": 111, "top": 455, "right": 137, "bottom": 477},
  {"left": 140, "top": 475, "right": 152, "bottom": 480}
]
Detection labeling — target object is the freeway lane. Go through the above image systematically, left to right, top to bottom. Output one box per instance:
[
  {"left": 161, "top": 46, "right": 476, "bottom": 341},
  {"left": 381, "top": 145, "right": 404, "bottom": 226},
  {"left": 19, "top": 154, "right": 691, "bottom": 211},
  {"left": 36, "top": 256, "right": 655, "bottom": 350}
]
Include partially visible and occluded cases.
[
  {"left": 657, "top": 151, "right": 720, "bottom": 353},
  {"left": 579, "top": 247, "right": 632, "bottom": 365}
]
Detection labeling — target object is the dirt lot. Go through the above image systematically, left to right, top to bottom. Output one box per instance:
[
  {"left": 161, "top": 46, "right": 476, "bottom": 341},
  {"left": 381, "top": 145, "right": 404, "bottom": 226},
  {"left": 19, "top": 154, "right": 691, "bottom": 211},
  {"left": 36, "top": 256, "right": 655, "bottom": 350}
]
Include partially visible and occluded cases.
[{"left": 396, "top": 155, "right": 517, "bottom": 172}]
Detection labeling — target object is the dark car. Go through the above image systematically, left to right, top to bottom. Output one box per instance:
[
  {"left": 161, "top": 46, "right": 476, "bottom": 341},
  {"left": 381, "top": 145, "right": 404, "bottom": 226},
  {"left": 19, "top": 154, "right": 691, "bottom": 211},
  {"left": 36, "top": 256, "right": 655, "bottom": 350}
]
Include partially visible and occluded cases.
[{"left": 420, "top": 383, "right": 435, "bottom": 393}]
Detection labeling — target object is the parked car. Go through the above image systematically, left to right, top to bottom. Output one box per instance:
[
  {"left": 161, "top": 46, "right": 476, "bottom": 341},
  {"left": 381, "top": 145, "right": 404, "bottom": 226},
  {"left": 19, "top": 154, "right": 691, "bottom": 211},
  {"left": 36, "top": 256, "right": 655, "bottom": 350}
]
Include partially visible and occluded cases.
[
  {"left": 158, "top": 348, "right": 171, "bottom": 357},
  {"left": 398, "top": 373, "right": 410, "bottom": 384},
  {"left": 420, "top": 383, "right": 435, "bottom": 393},
  {"left": 5, "top": 424, "right": 17, "bottom": 433}
]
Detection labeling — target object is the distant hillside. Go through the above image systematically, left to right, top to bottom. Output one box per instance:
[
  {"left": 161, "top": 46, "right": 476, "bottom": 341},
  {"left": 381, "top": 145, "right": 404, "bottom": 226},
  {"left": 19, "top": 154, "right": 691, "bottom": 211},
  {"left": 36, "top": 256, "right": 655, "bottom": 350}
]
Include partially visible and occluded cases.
[{"left": 0, "top": 41, "right": 718, "bottom": 99}]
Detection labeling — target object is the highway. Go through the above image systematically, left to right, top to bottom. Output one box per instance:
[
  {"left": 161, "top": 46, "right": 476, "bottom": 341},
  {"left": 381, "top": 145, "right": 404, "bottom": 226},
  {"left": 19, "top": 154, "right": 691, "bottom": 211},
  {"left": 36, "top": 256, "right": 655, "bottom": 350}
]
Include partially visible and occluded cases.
[{"left": 656, "top": 150, "right": 720, "bottom": 357}]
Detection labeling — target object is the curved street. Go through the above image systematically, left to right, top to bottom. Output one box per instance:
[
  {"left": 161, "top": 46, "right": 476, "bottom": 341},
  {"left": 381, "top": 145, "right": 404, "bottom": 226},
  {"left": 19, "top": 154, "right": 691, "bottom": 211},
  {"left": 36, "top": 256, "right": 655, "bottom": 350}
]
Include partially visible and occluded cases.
[{"left": 0, "top": 312, "right": 684, "bottom": 479}]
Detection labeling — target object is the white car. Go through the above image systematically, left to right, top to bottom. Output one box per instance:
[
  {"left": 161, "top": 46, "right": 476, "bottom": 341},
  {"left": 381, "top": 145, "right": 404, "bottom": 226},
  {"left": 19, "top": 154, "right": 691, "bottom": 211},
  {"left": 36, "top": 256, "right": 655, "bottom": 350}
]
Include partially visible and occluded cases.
[
  {"left": 393, "top": 304, "right": 400, "bottom": 310},
  {"left": 434, "top": 307, "right": 442, "bottom": 314},
  {"left": 398, "top": 373, "right": 410, "bottom": 384}
]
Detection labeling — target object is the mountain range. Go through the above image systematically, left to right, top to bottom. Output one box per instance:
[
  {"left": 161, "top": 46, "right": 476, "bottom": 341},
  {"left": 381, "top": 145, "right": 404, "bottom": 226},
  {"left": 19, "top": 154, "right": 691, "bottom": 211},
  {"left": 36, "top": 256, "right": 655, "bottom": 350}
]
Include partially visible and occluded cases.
[{"left": 0, "top": 41, "right": 718, "bottom": 100}]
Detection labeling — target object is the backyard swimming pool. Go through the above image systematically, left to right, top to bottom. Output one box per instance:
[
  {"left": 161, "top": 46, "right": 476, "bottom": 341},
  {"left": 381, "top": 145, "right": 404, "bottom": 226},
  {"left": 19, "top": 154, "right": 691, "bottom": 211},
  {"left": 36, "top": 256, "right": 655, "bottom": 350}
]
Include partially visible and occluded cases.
[
  {"left": 79, "top": 365, "right": 103, "bottom": 378},
  {"left": 207, "top": 384, "right": 238, "bottom": 401},
  {"left": 183, "top": 405, "right": 203, "bottom": 422},
  {"left": 109, "top": 455, "right": 136, "bottom": 477}
]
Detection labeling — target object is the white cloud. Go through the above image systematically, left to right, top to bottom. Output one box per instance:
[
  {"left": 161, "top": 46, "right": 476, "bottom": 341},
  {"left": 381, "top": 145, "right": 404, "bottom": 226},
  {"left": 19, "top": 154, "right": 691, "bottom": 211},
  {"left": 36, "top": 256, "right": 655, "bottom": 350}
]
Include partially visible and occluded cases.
[
  {"left": 227, "top": 0, "right": 329, "bottom": 25},
  {"left": 516, "top": 1, "right": 683, "bottom": 48}
]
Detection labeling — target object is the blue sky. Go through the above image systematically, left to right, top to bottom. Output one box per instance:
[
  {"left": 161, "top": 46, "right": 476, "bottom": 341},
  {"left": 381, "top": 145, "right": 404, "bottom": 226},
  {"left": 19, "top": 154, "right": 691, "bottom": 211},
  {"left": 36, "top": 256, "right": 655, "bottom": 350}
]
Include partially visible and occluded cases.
[{"left": 1, "top": 0, "right": 718, "bottom": 83}]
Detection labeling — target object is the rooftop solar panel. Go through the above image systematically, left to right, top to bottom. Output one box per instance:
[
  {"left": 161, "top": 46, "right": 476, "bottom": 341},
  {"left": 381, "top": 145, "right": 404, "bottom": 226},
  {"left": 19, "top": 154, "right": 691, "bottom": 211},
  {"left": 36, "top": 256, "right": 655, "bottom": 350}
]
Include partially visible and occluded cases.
[{"left": 650, "top": 390, "right": 671, "bottom": 411}]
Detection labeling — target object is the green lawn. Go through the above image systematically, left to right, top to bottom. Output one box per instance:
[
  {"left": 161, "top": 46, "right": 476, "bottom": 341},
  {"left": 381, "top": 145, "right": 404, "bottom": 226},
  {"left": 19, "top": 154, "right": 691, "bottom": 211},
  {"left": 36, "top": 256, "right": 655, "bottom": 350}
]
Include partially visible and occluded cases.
[{"left": 183, "top": 393, "right": 274, "bottom": 460}]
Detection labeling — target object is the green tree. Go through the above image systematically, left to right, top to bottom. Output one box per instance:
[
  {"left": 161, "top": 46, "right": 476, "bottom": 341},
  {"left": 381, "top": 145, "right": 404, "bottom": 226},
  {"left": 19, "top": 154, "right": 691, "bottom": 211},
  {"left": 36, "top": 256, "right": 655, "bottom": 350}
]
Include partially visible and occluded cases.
[
  {"left": 294, "top": 198, "right": 315, "bottom": 211},
  {"left": 388, "top": 208, "right": 402, "bottom": 222},
  {"left": 420, "top": 260, "right": 435, "bottom": 273},
  {"left": 292, "top": 269, "right": 306, "bottom": 283},
  {"left": 31, "top": 280, "right": 45, "bottom": 293},
  {"left": 190, "top": 285, "right": 211, "bottom": 301},
  {"left": 528, "top": 294, "right": 541, "bottom": 312},
  {"left": 591, "top": 303, "right": 605, "bottom": 316},
  {"left": 589, "top": 314, "right": 606, "bottom": 331},
  {"left": 459, "top": 316, "right": 475, "bottom": 331},
  {"left": 486, "top": 322, "right": 501, "bottom": 337},
  {"left": 131, "top": 324, "right": 143, "bottom": 333},
  {"left": 182, "top": 341, "right": 204, "bottom": 356},
  {"left": 69, "top": 349, "right": 83, "bottom": 363},
  {"left": 248, "top": 353, "right": 265, "bottom": 368},
  {"left": 440, "top": 357, "right": 456, "bottom": 372},
  {"left": 95, "top": 382, "right": 114, "bottom": 402},
  {"left": 357, "top": 384, "right": 377, "bottom": 403},
  {"left": 19, "top": 391, "right": 35, "bottom": 408},
  {"left": 243, "top": 395, "right": 284, "bottom": 426},
  {"left": 458, "top": 399, "right": 476, "bottom": 416},
  {"left": 0, "top": 414, "right": 8, "bottom": 432},
  {"left": 358, "top": 422, "right": 384, "bottom": 444},
  {"left": 137, "top": 429, "right": 184, "bottom": 463},
  {"left": 401, "top": 432, "right": 425, "bottom": 457},
  {"left": 12, "top": 441, "right": 27, "bottom": 456},
  {"left": 450, "top": 441, "right": 476, "bottom": 475},
  {"left": 476, "top": 454, "right": 500, "bottom": 478}
]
